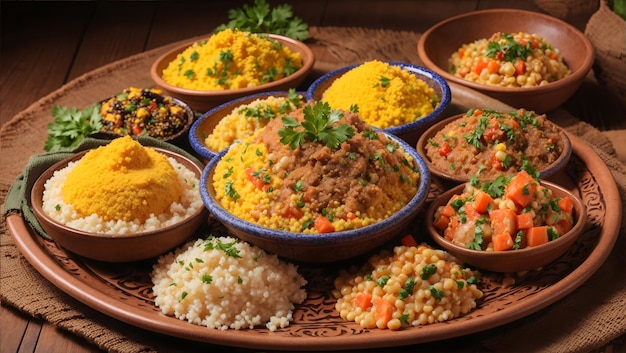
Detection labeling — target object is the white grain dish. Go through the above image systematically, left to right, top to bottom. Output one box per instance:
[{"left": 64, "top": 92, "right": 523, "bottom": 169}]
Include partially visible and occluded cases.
[{"left": 151, "top": 236, "right": 307, "bottom": 331}]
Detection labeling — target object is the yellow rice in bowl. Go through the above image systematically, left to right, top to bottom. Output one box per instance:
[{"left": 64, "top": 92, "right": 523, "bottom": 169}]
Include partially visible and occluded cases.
[
  {"left": 161, "top": 28, "right": 303, "bottom": 91},
  {"left": 321, "top": 60, "right": 439, "bottom": 129},
  {"left": 204, "top": 90, "right": 305, "bottom": 152},
  {"left": 211, "top": 102, "right": 422, "bottom": 234}
]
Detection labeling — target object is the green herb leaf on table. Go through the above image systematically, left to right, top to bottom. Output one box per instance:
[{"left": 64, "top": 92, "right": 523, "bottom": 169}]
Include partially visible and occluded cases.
[
  {"left": 215, "top": 0, "right": 309, "bottom": 41},
  {"left": 278, "top": 102, "right": 355, "bottom": 150},
  {"left": 44, "top": 103, "right": 103, "bottom": 152}
]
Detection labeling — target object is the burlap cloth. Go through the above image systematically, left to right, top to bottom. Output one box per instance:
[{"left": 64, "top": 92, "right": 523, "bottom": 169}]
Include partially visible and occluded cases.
[{"left": 1, "top": 27, "right": 625, "bottom": 353}]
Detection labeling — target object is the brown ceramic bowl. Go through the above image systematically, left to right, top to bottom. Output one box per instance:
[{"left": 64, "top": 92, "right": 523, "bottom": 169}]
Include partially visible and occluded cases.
[
  {"left": 417, "top": 9, "right": 594, "bottom": 113},
  {"left": 150, "top": 34, "right": 315, "bottom": 113},
  {"left": 189, "top": 90, "right": 305, "bottom": 161},
  {"left": 416, "top": 113, "right": 572, "bottom": 185},
  {"left": 30, "top": 147, "right": 208, "bottom": 263},
  {"left": 425, "top": 181, "right": 586, "bottom": 273}
]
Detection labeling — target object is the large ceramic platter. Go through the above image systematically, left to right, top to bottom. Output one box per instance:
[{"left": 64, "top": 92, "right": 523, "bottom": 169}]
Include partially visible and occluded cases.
[{"left": 7, "top": 132, "right": 621, "bottom": 351}]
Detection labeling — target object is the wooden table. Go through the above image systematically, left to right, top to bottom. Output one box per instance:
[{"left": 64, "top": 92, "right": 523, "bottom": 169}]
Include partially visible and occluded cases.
[{"left": 1, "top": 1, "right": 625, "bottom": 352}]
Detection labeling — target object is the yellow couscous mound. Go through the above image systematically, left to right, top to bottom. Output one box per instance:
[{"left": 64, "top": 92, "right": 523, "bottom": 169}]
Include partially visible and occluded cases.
[
  {"left": 161, "top": 28, "right": 303, "bottom": 91},
  {"left": 322, "top": 60, "right": 439, "bottom": 129},
  {"left": 61, "top": 136, "right": 182, "bottom": 222}
]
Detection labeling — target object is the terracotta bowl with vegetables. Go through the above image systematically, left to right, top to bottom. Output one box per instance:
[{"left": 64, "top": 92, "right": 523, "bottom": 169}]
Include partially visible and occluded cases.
[
  {"left": 417, "top": 8, "right": 594, "bottom": 113},
  {"left": 150, "top": 31, "right": 315, "bottom": 113},
  {"left": 306, "top": 61, "right": 451, "bottom": 146},
  {"left": 189, "top": 90, "right": 306, "bottom": 161},
  {"left": 200, "top": 101, "right": 431, "bottom": 263},
  {"left": 416, "top": 109, "right": 572, "bottom": 185},
  {"left": 31, "top": 138, "right": 208, "bottom": 263},
  {"left": 425, "top": 171, "right": 586, "bottom": 273}
]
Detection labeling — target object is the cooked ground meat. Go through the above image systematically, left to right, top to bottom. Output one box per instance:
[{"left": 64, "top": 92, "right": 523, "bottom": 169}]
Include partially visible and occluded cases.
[
  {"left": 212, "top": 103, "right": 422, "bottom": 233},
  {"left": 424, "top": 108, "right": 564, "bottom": 179}
]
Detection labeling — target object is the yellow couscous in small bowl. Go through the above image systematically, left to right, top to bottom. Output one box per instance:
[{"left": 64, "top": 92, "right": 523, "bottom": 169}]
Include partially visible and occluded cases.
[{"left": 151, "top": 29, "right": 315, "bottom": 113}]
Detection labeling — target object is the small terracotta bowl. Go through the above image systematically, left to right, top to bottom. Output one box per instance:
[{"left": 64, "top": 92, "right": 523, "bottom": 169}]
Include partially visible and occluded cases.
[
  {"left": 417, "top": 9, "right": 594, "bottom": 113},
  {"left": 150, "top": 34, "right": 315, "bottom": 113},
  {"left": 306, "top": 62, "right": 451, "bottom": 146},
  {"left": 189, "top": 90, "right": 305, "bottom": 161},
  {"left": 416, "top": 113, "right": 572, "bottom": 185},
  {"left": 200, "top": 134, "right": 432, "bottom": 263},
  {"left": 31, "top": 148, "right": 208, "bottom": 263},
  {"left": 425, "top": 181, "right": 586, "bottom": 273}
]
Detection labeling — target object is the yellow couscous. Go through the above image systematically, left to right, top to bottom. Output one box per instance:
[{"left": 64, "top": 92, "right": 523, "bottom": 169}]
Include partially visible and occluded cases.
[
  {"left": 161, "top": 28, "right": 303, "bottom": 91},
  {"left": 449, "top": 32, "right": 571, "bottom": 87},
  {"left": 321, "top": 60, "right": 439, "bottom": 129},
  {"left": 204, "top": 90, "right": 304, "bottom": 151},
  {"left": 212, "top": 102, "right": 422, "bottom": 234},
  {"left": 61, "top": 136, "right": 182, "bottom": 222},
  {"left": 333, "top": 242, "right": 483, "bottom": 330}
]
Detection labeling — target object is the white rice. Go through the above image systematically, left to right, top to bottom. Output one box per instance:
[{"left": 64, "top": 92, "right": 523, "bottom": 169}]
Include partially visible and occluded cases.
[
  {"left": 41, "top": 157, "right": 202, "bottom": 234},
  {"left": 150, "top": 236, "right": 307, "bottom": 331}
]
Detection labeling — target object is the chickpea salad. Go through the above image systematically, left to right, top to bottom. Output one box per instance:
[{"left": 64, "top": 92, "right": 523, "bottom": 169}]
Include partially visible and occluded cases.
[{"left": 449, "top": 32, "right": 570, "bottom": 87}]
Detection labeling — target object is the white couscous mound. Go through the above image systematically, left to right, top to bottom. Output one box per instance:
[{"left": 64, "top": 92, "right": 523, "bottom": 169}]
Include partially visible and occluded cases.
[{"left": 151, "top": 236, "right": 307, "bottom": 331}]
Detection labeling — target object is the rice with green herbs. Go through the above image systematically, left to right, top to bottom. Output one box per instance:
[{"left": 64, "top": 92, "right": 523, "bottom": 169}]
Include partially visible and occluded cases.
[
  {"left": 161, "top": 28, "right": 303, "bottom": 91},
  {"left": 204, "top": 90, "right": 304, "bottom": 151},
  {"left": 151, "top": 236, "right": 307, "bottom": 331}
]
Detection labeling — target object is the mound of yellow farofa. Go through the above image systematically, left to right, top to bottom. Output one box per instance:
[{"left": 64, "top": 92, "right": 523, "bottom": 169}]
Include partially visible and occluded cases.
[
  {"left": 161, "top": 28, "right": 303, "bottom": 90},
  {"left": 322, "top": 60, "right": 439, "bottom": 129},
  {"left": 61, "top": 136, "right": 182, "bottom": 222},
  {"left": 333, "top": 243, "right": 483, "bottom": 330}
]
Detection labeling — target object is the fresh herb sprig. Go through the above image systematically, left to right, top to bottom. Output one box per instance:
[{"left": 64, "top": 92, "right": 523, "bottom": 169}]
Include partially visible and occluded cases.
[
  {"left": 215, "top": 0, "right": 309, "bottom": 41},
  {"left": 484, "top": 33, "right": 533, "bottom": 62},
  {"left": 278, "top": 102, "right": 355, "bottom": 150},
  {"left": 44, "top": 104, "right": 103, "bottom": 152}
]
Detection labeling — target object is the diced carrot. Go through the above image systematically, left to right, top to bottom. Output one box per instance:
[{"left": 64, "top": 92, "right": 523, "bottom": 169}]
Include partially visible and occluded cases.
[
  {"left": 458, "top": 48, "right": 465, "bottom": 58},
  {"left": 548, "top": 52, "right": 559, "bottom": 60},
  {"left": 475, "top": 59, "right": 489, "bottom": 75},
  {"left": 514, "top": 59, "right": 526, "bottom": 75},
  {"left": 488, "top": 60, "right": 500, "bottom": 74},
  {"left": 438, "top": 141, "right": 452, "bottom": 157},
  {"left": 246, "top": 168, "right": 270, "bottom": 191},
  {"left": 505, "top": 170, "right": 537, "bottom": 208},
  {"left": 473, "top": 191, "right": 494, "bottom": 214},
  {"left": 558, "top": 196, "right": 574, "bottom": 213},
  {"left": 440, "top": 204, "right": 457, "bottom": 218},
  {"left": 282, "top": 206, "right": 303, "bottom": 219},
  {"left": 489, "top": 208, "right": 517, "bottom": 236},
  {"left": 346, "top": 211, "right": 356, "bottom": 220},
  {"left": 516, "top": 212, "right": 534, "bottom": 229},
  {"left": 433, "top": 214, "right": 450, "bottom": 231},
  {"left": 314, "top": 215, "right": 335, "bottom": 233},
  {"left": 444, "top": 216, "right": 460, "bottom": 241},
  {"left": 553, "top": 219, "right": 572, "bottom": 236},
  {"left": 526, "top": 226, "right": 549, "bottom": 247},
  {"left": 493, "top": 232, "right": 514, "bottom": 251},
  {"left": 401, "top": 234, "right": 418, "bottom": 247},
  {"left": 353, "top": 292, "right": 373, "bottom": 311},
  {"left": 374, "top": 298, "right": 394, "bottom": 327}
]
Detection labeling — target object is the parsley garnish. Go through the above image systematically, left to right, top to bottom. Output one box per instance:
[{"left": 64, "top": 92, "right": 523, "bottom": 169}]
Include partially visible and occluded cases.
[
  {"left": 214, "top": 0, "right": 309, "bottom": 41},
  {"left": 278, "top": 102, "right": 355, "bottom": 150},
  {"left": 44, "top": 104, "right": 103, "bottom": 152},
  {"left": 421, "top": 264, "right": 437, "bottom": 280},
  {"left": 376, "top": 275, "right": 390, "bottom": 287}
]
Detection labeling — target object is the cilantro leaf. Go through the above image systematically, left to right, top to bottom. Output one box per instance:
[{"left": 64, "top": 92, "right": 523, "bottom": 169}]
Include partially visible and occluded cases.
[
  {"left": 215, "top": 0, "right": 309, "bottom": 41},
  {"left": 278, "top": 102, "right": 355, "bottom": 150},
  {"left": 44, "top": 103, "right": 103, "bottom": 152}
]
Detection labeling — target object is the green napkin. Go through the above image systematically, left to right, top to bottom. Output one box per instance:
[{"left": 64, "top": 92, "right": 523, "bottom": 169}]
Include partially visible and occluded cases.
[{"left": 3, "top": 136, "right": 203, "bottom": 240}]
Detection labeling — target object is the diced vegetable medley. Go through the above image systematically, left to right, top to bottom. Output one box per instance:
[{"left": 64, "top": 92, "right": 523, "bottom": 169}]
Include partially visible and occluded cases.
[
  {"left": 449, "top": 32, "right": 570, "bottom": 87},
  {"left": 433, "top": 170, "right": 576, "bottom": 251}
]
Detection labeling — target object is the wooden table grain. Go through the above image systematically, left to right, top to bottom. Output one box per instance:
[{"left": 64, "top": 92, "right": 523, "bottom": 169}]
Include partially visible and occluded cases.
[{"left": 1, "top": 1, "right": 624, "bottom": 352}]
